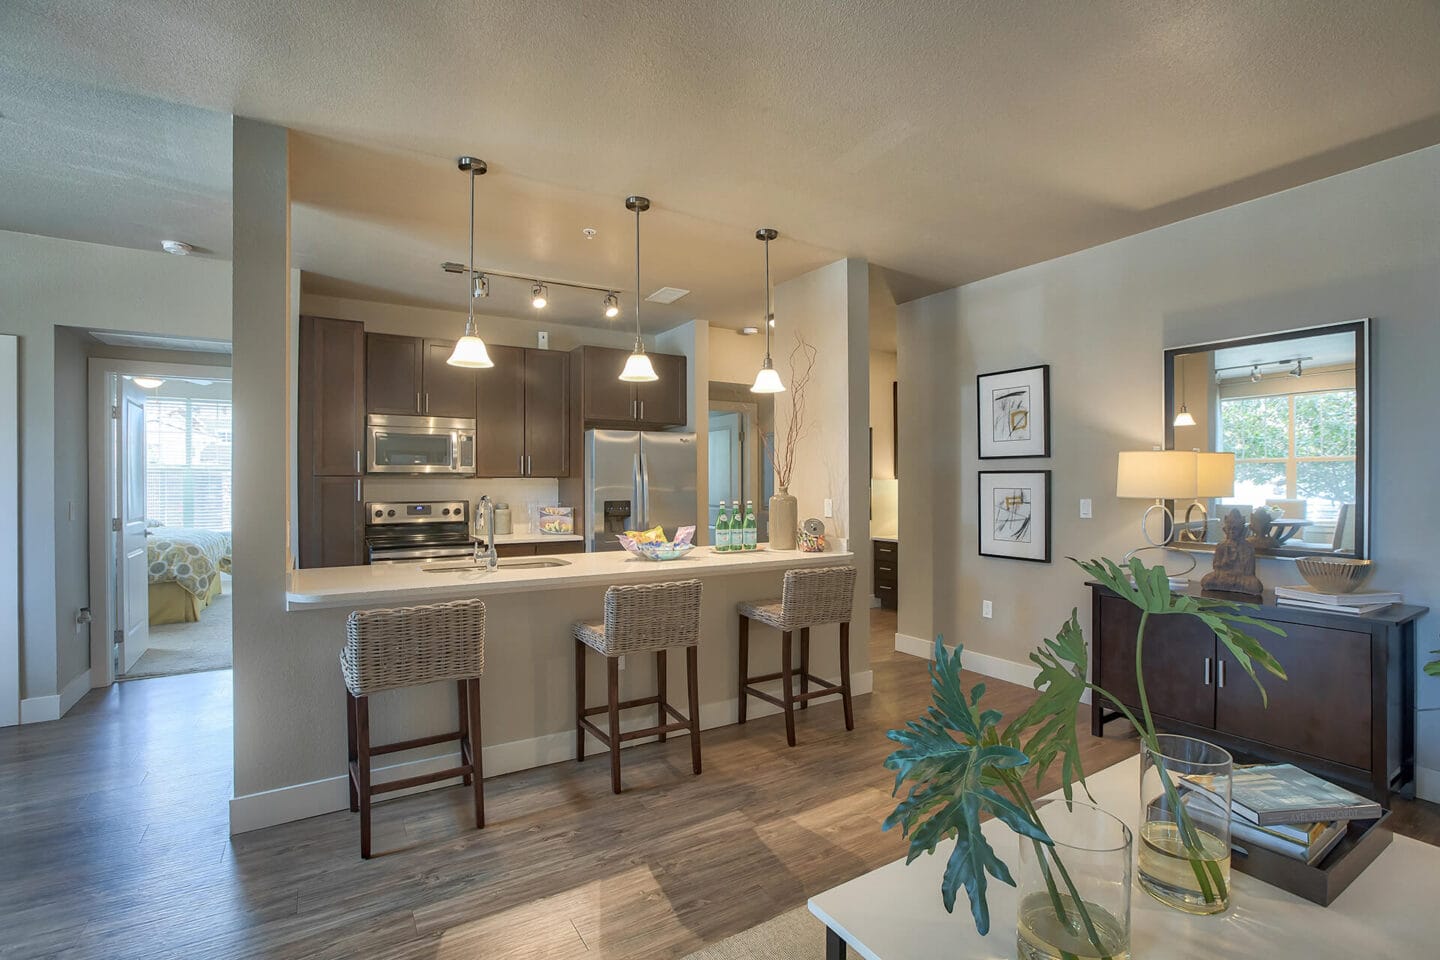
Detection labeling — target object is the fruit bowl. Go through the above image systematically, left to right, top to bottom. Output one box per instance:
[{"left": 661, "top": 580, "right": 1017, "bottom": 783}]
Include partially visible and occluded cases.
[{"left": 1294, "top": 557, "right": 1374, "bottom": 594}]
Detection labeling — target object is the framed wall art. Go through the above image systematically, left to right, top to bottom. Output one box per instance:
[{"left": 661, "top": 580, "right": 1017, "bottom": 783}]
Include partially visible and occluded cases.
[
  {"left": 977, "top": 364, "right": 1050, "bottom": 459},
  {"left": 978, "top": 469, "right": 1051, "bottom": 563}
]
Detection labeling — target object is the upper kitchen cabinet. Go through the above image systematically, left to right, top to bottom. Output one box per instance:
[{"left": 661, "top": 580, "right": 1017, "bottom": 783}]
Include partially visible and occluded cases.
[
  {"left": 299, "top": 316, "right": 365, "bottom": 477},
  {"left": 365, "top": 333, "right": 476, "bottom": 419},
  {"left": 574, "top": 345, "right": 687, "bottom": 428},
  {"left": 475, "top": 346, "right": 570, "bottom": 477}
]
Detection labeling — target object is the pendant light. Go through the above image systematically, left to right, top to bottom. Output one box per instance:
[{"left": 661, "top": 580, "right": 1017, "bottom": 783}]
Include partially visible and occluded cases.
[
  {"left": 447, "top": 156, "right": 495, "bottom": 368},
  {"left": 619, "top": 196, "right": 658, "bottom": 382},
  {"left": 750, "top": 228, "right": 785, "bottom": 393},
  {"left": 1172, "top": 355, "right": 1195, "bottom": 427}
]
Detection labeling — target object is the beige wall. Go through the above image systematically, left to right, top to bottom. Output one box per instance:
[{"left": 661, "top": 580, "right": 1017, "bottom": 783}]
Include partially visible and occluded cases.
[
  {"left": 897, "top": 144, "right": 1440, "bottom": 795},
  {"left": 0, "top": 230, "right": 231, "bottom": 703},
  {"left": 706, "top": 325, "right": 769, "bottom": 385},
  {"left": 869, "top": 350, "right": 898, "bottom": 539}
]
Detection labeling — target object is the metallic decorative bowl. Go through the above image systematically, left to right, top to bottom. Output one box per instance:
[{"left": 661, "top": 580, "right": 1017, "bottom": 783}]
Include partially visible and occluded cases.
[{"left": 1294, "top": 557, "right": 1374, "bottom": 594}]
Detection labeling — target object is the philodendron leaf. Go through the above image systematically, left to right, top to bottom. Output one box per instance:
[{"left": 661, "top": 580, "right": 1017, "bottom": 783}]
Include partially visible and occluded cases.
[
  {"left": 1003, "top": 611, "right": 1093, "bottom": 803},
  {"left": 883, "top": 638, "right": 1054, "bottom": 933}
]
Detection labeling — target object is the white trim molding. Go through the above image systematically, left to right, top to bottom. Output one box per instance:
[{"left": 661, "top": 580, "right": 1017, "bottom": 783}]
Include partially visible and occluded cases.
[
  {"left": 0, "top": 335, "right": 16, "bottom": 728},
  {"left": 894, "top": 633, "right": 1089, "bottom": 703},
  {"left": 18, "top": 669, "right": 93, "bottom": 724},
  {"left": 230, "top": 672, "right": 874, "bottom": 834},
  {"left": 1416, "top": 765, "right": 1440, "bottom": 804}
]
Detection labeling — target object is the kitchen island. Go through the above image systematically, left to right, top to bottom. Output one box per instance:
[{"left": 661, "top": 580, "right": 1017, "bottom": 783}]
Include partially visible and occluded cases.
[{"left": 232, "top": 547, "right": 861, "bottom": 832}]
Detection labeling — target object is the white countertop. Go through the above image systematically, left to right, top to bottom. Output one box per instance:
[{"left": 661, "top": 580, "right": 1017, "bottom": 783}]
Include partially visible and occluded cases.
[{"left": 286, "top": 546, "right": 854, "bottom": 610}]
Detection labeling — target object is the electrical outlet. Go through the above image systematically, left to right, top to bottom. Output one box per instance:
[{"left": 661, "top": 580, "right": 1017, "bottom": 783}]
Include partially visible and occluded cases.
[
  {"left": 823, "top": 498, "right": 833, "bottom": 518},
  {"left": 1080, "top": 498, "right": 1093, "bottom": 519},
  {"left": 982, "top": 600, "right": 993, "bottom": 619}
]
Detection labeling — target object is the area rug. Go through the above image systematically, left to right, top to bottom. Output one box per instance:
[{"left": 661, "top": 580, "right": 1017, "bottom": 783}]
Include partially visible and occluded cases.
[
  {"left": 125, "top": 586, "right": 232, "bottom": 679},
  {"left": 681, "top": 905, "right": 856, "bottom": 959}
]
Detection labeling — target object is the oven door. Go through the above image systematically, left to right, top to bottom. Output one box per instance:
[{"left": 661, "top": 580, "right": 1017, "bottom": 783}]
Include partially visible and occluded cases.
[
  {"left": 366, "top": 415, "right": 476, "bottom": 475},
  {"left": 367, "top": 544, "right": 476, "bottom": 565}
]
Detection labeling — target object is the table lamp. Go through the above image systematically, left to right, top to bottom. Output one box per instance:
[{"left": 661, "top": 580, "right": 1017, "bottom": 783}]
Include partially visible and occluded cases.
[
  {"left": 1116, "top": 450, "right": 1198, "bottom": 552},
  {"left": 1184, "top": 451, "right": 1236, "bottom": 538}
]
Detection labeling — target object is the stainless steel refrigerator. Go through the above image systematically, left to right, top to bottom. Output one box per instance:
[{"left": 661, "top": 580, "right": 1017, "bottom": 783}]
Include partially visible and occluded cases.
[{"left": 584, "top": 429, "right": 697, "bottom": 551}]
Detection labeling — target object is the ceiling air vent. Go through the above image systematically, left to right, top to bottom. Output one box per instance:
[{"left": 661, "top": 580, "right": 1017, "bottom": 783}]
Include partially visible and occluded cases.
[{"left": 645, "top": 286, "right": 690, "bottom": 304}]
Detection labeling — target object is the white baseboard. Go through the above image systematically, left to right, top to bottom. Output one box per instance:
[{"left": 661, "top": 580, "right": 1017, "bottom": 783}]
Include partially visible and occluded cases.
[
  {"left": 893, "top": 634, "right": 1089, "bottom": 704},
  {"left": 20, "top": 668, "right": 95, "bottom": 724},
  {"left": 230, "top": 670, "right": 874, "bottom": 835},
  {"left": 1416, "top": 765, "right": 1440, "bottom": 803}
]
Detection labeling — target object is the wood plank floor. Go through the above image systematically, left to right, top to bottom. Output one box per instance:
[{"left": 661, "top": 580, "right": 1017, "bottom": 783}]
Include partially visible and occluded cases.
[{"left": 1, "top": 610, "right": 1435, "bottom": 959}]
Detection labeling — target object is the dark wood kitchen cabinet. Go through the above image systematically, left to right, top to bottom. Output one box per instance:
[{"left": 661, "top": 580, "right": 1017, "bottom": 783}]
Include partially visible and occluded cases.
[
  {"left": 297, "top": 315, "right": 365, "bottom": 568},
  {"left": 366, "top": 334, "right": 477, "bottom": 418},
  {"left": 574, "top": 345, "right": 687, "bottom": 427},
  {"left": 475, "top": 346, "right": 569, "bottom": 477},
  {"left": 873, "top": 538, "right": 898, "bottom": 610},
  {"left": 1089, "top": 583, "right": 1427, "bottom": 804}
]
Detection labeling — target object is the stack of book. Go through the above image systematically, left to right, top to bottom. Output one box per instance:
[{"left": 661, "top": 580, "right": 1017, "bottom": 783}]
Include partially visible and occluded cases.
[
  {"left": 1275, "top": 584, "right": 1402, "bottom": 616},
  {"left": 1181, "top": 763, "right": 1382, "bottom": 865}
]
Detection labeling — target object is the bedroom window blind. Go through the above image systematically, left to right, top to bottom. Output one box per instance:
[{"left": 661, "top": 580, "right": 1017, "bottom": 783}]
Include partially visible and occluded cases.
[{"left": 145, "top": 397, "right": 232, "bottom": 530}]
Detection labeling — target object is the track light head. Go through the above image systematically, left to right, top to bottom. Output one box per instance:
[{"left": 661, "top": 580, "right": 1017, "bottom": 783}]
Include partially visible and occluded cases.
[
  {"left": 472, "top": 273, "right": 489, "bottom": 299},
  {"left": 531, "top": 283, "right": 548, "bottom": 309},
  {"left": 603, "top": 292, "right": 620, "bottom": 318}
]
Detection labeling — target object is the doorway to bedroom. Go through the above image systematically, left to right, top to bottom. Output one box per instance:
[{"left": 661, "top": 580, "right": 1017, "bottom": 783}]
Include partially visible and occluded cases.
[{"left": 90, "top": 359, "right": 233, "bottom": 684}]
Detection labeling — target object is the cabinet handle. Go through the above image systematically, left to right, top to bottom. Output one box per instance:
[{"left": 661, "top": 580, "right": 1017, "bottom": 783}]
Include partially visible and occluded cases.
[
  {"left": 416, "top": 392, "right": 422, "bottom": 412},
  {"left": 424, "top": 393, "right": 430, "bottom": 414},
  {"left": 640, "top": 399, "right": 645, "bottom": 420},
  {"left": 355, "top": 449, "right": 361, "bottom": 472},
  {"left": 519, "top": 454, "right": 525, "bottom": 476},
  {"left": 526, "top": 455, "right": 532, "bottom": 475},
  {"left": 354, "top": 479, "right": 361, "bottom": 502},
  {"left": 877, "top": 565, "right": 893, "bottom": 572},
  {"left": 1203, "top": 656, "right": 1212, "bottom": 686},
  {"left": 1217, "top": 659, "right": 1226, "bottom": 688}
]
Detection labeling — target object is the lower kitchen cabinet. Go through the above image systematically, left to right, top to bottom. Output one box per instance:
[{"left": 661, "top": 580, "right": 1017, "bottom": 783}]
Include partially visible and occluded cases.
[
  {"left": 301, "top": 476, "right": 365, "bottom": 568},
  {"left": 873, "top": 538, "right": 898, "bottom": 610}
]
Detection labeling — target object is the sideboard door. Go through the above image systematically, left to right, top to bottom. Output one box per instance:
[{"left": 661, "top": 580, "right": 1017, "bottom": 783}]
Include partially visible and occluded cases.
[
  {"left": 1096, "top": 594, "right": 1217, "bottom": 729},
  {"left": 1215, "top": 622, "right": 1372, "bottom": 771}
]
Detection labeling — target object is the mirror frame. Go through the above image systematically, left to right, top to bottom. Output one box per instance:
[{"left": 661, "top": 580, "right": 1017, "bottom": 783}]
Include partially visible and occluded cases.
[{"left": 1163, "top": 318, "right": 1371, "bottom": 560}]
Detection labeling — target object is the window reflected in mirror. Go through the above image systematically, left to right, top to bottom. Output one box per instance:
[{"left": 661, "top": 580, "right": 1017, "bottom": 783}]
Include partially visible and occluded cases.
[{"left": 1165, "top": 320, "right": 1369, "bottom": 559}]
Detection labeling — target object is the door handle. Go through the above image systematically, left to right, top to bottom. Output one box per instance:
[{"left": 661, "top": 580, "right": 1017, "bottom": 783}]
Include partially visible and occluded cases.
[
  {"left": 1203, "top": 656, "right": 1212, "bottom": 686},
  {"left": 1217, "top": 659, "right": 1226, "bottom": 688}
]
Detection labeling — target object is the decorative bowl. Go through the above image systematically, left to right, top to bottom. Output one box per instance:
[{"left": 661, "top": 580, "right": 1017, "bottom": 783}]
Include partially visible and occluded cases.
[
  {"left": 635, "top": 543, "right": 695, "bottom": 562},
  {"left": 1294, "top": 557, "right": 1374, "bottom": 594}
]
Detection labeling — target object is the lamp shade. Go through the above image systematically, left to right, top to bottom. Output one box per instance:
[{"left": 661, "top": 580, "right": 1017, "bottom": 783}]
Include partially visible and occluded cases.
[
  {"left": 447, "top": 335, "right": 494, "bottom": 368},
  {"left": 619, "top": 350, "right": 658, "bottom": 382},
  {"left": 750, "top": 364, "right": 785, "bottom": 394},
  {"left": 1116, "top": 450, "right": 1198, "bottom": 499},
  {"left": 1195, "top": 451, "right": 1236, "bottom": 498}
]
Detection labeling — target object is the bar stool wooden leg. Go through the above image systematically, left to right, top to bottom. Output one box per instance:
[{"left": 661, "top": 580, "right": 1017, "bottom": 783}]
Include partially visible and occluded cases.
[
  {"left": 737, "top": 614, "right": 750, "bottom": 724},
  {"left": 839, "top": 621, "right": 854, "bottom": 731},
  {"left": 799, "top": 627, "right": 811, "bottom": 711},
  {"left": 780, "top": 630, "right": 797, "bottom": 747},
  {"left": 575, "top": 638, "right": 587, "bottom": 762},
  {"left": 686, "top": 645, "right": 701, "bottom": 774},
  {"left": 656, "top": 649, "right": 668, "bottom": 743},
  {"left": 607, "top": 656, "right": 623, "bottom": 794},
  {"left": 467, "top": 677, "right": 485, "bottom": 828},
  {"left": 458, "top": 679, "right": 472, "bottom": 786},
  {"left": 346, "top": 690, "right": 359, "bottom": 813},
  {"left": 355, "top": 694, "right": 373, "bottom": 859}
]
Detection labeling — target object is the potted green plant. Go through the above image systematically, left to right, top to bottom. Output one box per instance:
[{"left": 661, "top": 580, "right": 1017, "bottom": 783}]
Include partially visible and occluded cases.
[{"left": 884, "top": 557, "right": 1287, "bottom": 953}]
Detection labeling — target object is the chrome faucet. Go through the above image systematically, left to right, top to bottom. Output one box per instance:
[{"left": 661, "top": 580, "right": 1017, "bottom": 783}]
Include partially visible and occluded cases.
[{"left": 474, "top": 495, "right": 498, "bottom": 571}]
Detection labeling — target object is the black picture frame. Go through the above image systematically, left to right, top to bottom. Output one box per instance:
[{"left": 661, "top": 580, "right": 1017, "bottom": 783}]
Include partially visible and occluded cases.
[
  {"left": 977, "top": 364, "right": 1051, "bottom": 459},
  {"left": 977, "top": 469, "right": 1052, "bottom": 563}
]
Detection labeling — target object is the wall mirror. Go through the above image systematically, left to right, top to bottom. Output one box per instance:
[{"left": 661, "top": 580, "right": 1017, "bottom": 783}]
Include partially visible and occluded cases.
[{"left": 1164, "top": 319, "right": 1369, "bottom": 559}]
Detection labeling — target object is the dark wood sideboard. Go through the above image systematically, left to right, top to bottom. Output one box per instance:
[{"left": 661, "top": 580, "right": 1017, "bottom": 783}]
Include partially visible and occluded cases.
[{"left": 1089, "top": 582, "right": 1427, "bottom": 804}]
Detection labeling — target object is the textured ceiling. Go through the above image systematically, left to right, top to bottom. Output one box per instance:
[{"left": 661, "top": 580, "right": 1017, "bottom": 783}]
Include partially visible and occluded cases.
[{"left": 3, "top": 0, "right": 1439, "bottom": 329}]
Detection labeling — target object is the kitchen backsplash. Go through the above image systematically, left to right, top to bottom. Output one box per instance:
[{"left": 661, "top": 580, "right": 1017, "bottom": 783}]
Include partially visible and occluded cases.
[{"left": 361, "top": 477, "right": 562, "bottom": 535}]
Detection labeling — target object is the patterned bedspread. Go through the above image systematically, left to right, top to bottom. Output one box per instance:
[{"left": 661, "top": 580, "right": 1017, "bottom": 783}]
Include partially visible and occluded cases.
[{"left": 147, "top": 527, "right": 232, "bottom": 599}]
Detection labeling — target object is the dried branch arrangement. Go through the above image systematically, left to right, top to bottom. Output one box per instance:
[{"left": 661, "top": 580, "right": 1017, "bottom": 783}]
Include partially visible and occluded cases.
[{"left": 767, "top": 333, "right": 818, "bottom": 491}]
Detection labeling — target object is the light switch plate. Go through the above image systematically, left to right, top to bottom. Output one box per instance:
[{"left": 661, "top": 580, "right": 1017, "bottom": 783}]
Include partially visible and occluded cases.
[
  {"left": 537, "top": 331, "right": 549, "bottom": 349},
  {"left": 823, "top": 498, "right": 833, "bottom": 518},
  {"left": 1080, "top": 498, "right": 1093, "bottom": 519},
  {"left": 982, "top": 600, "right": 993, "bottom": 619}
]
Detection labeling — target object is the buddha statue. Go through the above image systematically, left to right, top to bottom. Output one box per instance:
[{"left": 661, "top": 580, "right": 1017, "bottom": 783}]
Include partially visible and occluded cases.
[{"left": 1201, "top": 508, "right": 1264, "bottom": 596}]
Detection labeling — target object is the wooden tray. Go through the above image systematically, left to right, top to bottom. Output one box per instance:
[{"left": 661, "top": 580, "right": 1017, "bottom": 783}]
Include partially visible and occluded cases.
[{"left": 1230, "top": 810, "right": 1391, "bottom": 906}]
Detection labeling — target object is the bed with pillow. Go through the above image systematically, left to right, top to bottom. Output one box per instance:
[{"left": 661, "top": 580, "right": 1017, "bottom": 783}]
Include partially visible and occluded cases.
[{"left": 146, "top": 526, "right": 232, "bottom": 625}]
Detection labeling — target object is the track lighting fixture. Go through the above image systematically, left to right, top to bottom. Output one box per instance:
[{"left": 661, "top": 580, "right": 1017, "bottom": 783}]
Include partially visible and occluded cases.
[
  {"left": 447, "top": 156, "right": 495, "bottom": 369},
  {"left": 618, "top": 196, "right": 658, "bottom": 383},
  {"left": 750, "top": 228, "right": 785, "bottom": 394},
  {"left": 472, "top": 272, "right": 489, "bottom": 299},
  {"left": 531, "top": 283, "right": 549, "bottom": 309},
  {"left": 604, "top": 292, "right": 620, "bottom": 318},
  {"left": 1291, "top": 359, "right": 1303, "bottom": 377},
  {"left": 1251, "top": 366, "right": 1261, "bottom": 383}
]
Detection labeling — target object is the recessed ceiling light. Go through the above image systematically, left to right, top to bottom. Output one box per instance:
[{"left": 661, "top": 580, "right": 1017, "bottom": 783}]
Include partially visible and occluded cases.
[
  {"left": 583, "top": 228, "right": 598, "bottom": 240},
  {"left": 160, "top": 240, "right": 193, "bottom": 256},
  {"left": 645, "top": 286, "right": 690, "bottom": 304},
  {"left": 740, "top": 326, "right": 759, "bottom": 336}
]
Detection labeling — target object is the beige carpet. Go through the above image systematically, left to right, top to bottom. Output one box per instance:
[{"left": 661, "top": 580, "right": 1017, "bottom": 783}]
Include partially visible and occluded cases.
[
  {"left": 125, "top": 582, "right": 232, "bottom": 679},
  {"left": 682, "top": 906, "right": 857, "bottom": 960}
]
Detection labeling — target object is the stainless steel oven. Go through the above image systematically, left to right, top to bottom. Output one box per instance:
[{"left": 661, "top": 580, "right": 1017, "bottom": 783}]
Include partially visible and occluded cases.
[
  {"left": 366, "top": 414, "right": 476, "bottom": 475},
  {"left": 365, "top": 500, "right": 474, "bottom": 565}
]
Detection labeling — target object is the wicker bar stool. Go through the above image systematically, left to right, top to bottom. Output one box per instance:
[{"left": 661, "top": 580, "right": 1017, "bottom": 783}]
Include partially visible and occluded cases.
[
  {"left": 737, "top": 565, "right": 857, "bottom": 747},
  {"left": 573, "top": 580, "right": 703, "bottom": 794},
  {"left": 341, "top": 597, "right": 486, "bottom": 859}
]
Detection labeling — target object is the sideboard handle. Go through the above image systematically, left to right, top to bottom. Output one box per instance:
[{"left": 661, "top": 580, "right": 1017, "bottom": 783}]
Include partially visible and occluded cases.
[
  {"left": 1203, "top": 656, "right": 1212, "bottom": 686},
  {"left": 1217, "top": 659, "right": 1226, "bottom": 688}
]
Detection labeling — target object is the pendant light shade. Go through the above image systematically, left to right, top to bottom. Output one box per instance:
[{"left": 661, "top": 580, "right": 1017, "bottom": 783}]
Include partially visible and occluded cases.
[
  {"left": 448, "top": 156, "right": 495, "bottom": 369},
  {"left": 619, "top": 196, "right": 659, "bottom": 383},
  {"left": 751, "top": 227, "right": 785, "bottom": 394},
  {"left": 1172, "top": 406, "right": 1197, "bottom": 428}
]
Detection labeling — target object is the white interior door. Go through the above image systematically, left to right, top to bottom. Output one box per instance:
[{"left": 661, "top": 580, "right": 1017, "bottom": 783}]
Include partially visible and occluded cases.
[
  {"left": 116, "top": 378, "right": 151, "bottom": 674},
  {"left": 707, "top": 411, "right": 742, "bottom": 541}
]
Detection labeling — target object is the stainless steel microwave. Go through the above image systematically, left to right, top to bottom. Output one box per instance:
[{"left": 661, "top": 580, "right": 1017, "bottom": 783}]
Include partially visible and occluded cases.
[{"left": 366, "top": 414, "right": 476, "bottom": 475}]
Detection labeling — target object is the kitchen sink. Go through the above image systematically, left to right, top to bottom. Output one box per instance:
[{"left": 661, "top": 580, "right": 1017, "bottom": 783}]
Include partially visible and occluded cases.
[{"left": 420, "top": 557, "right": 573, "bottom": 573}]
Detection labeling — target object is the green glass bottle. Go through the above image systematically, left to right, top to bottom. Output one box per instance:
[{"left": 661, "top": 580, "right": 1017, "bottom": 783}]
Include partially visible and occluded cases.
[
  {"left": 742, "top": 499, "right": 758, "bottom": 550},
  {"left": 715, "top": 502, "right": 731, "bottom": 551}
]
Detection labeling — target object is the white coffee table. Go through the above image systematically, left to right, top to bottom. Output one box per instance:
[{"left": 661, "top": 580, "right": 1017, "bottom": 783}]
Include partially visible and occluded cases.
[{"left": 809, "top": 755, "right": 1436, "bottom": 959}]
